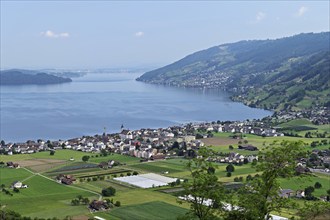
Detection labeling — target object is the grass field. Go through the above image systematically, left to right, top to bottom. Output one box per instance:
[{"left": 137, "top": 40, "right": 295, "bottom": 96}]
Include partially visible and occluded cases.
[
  {"left": 1, "top": 132, "right": 329, "bottom": 219},
  {"left": 0, "top": 150, "right": 141, "bottom": 165},
  {"left": 89, "top": 153, "right": 141, "bottom": 164},
  {"left": 129, "top": 160, "right": 187, "bottom": 175},
  {"left": 0, "top": 168, "right": 97, "bottom": 219},
  {"left": 279, "top": 173, "right": 330, "bottom": 197},
  {"left": 111, "top": 187, "right": 188, "bottom": 208},
  {"left": 107, "top": 201, "right": 189, "bottom": 220}
]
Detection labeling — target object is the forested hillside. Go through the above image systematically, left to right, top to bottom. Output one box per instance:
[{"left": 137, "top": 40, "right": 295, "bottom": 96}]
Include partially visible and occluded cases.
[{"left": 137, "top": 32, "right": 330, "bottom": 111}]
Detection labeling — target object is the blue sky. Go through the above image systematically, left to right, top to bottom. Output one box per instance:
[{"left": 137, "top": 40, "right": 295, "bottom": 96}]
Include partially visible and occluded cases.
[{"left": 1, "top": 1, "right": 329, "bottom": 69}]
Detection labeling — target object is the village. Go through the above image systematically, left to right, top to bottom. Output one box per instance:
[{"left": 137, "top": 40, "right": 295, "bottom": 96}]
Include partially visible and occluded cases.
[{"left": 0, "top": 120, "right": 285, "bottom": 157}]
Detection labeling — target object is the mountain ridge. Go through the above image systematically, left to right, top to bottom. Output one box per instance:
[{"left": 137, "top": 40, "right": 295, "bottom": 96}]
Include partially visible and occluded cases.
[
  {"left": 136, "top": 32, "right": 330, "bottom": 111},
  {"left": 0, "top": 70, "right": 72, "bottom": 85}
]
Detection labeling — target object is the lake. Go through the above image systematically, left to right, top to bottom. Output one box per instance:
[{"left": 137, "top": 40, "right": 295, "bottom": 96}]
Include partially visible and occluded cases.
[{"left": 0, "top": 71, "right": 271, "bottom": 142}]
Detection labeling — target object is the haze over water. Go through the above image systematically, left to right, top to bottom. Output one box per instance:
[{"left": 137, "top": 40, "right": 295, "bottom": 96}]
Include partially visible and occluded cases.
[{"left": 0, "top": 71, "right": 271, "bottom": 142}]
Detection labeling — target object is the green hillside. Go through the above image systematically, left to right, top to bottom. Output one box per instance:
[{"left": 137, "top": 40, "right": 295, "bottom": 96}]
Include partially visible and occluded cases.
[{"left": 137, "top": 32, "right": 330, "bottom": 111}]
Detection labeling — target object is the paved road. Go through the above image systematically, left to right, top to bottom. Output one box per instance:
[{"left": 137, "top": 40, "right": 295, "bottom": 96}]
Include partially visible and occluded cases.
[{"left": 309, "top": 168, "right": 330, "bottom": 176}]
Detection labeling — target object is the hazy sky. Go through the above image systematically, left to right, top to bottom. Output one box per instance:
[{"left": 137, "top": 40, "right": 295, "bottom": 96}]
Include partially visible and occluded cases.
[{"left": 1, "top": 1, "right": 329, "bottom": 69}]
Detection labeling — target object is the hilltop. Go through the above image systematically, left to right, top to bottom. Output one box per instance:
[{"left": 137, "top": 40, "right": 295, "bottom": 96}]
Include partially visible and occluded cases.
[
  {"left": 137, "top": 32, "right": 330, "bottom": 111},
  {"left": 0, "top": 69, "right": 72, "bottom": 85}
]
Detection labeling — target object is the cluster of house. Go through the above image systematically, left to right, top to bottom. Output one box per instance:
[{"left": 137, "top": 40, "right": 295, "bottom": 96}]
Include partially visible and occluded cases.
[
  {"left": 275, "top": 107, "right": 330, "bottom": 125},
  {"left": 0, "top": 120, "right": 284, "bottom": 160},
  {"left": 213, "top": 152, "right": 258, "bottom": 164},
  {"left": 56, "top": 174, "right": 76, "bottom": 185},
  {"left": 279, "top": 188, "right": 328, "bottom": 202},
  {"left": 89, "top": 200, "right": 109, "bottom": 212}
]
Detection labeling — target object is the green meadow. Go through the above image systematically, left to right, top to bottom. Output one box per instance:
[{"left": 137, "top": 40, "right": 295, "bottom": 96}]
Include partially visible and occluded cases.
[
  {"left": 0, "top": 168, "right": 97, "bottom": 219},
  {"left": 107, "top": 201, "right": 189, "bottom": 220}
]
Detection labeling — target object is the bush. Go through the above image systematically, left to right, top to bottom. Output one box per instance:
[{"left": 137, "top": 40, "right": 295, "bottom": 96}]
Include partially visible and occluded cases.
[
  {"left": 82, "top": 155, "right": 90, "bottom": 162},
  {"left": 226, "top": 164, "right": 235, "bottom": 173},
  {"left": 133, "top": 171, "right": 138, "bottom": 175},
  {"left": 226, "top": 172, "right": 232, "bottom": 177},
  {"left": 314, "top": 182, "right": 322, "bottom": 189},
  {"left": 102, "top": 186, "right": 116, "bottom": 197},
  {"left": 115, "top": 201, "right": 121, "bottom": 207}
]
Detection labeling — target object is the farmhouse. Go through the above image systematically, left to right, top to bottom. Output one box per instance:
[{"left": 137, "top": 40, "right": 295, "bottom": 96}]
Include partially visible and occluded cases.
[
  {"left": 238, "top": 145, "right": 258, "bottom": 151},
  {"left": 6, "top": 161, "right": 20, "bottom": 168},
  {"left": 56, "top": 174, "right": 76, "bottom": 185},
  {"left": 11, "top": 181, "right": 28, "bottom": 189},
  {"left": 279, "top": 189, "right": 295, "bottom": 198},
  {"left": 89, "top": 200, "right": 109, "bottom": 211}
]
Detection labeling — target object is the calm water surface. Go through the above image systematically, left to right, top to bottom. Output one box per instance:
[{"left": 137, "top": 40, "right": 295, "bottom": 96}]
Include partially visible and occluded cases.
[{"left": 0, "top": 72, "right": 271, "bottom": 142}]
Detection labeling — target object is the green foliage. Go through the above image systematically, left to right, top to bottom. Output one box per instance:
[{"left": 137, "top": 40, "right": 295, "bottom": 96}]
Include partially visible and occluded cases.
[
  {"left": 224, "top": 141, "right": 305, "bottom": 220},
  {"left": 181, "top": 147, "right": 225, "bottom": 220},
  {"left": 82, "top": 155, "right": 90, "bottom": 162},
  {"left": 226, "top": 164, "right": 235, "bottom": 173},
  {"left": 314, "top": 182, "right": 322, "bottom": 189},
  {"left": 102, "top": 186, "right": 116, "bottom": 197},
  {"left": 298, "top": 201, "right": 330, "bottom": 220}
]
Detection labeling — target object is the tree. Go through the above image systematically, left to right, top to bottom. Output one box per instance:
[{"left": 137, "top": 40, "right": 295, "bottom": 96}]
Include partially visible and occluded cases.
[
  {"left": 224, "top": 141, "right": 305, "bottom": 220},
  {"left": 228, "top": 145, "right": 234, "bottom": 150},
  {"left": 179, "top": 147, "right": 225, "bottom": 220},
  {"left": 100, "top": 149, "right": 108, "bottom": 157},
  {"left": 50, "top": 150, "right": 55, "bottom": 156},
  {"left": 82, "top": 155, "right": 90, "bottom": 162},
  {"left": 226, "top": 164, "right": 235, "bottom": 173},
  {"left": 207, "top": 166, "right": 215, "bottom": 174},
  {"left": 133, "top": 171, "right": 138, "bottom": 175},
  {"left": 226, "top": 172, "right": 232, "bottom": 177},
  {"left": 314, "top": 182, "right": 322, "bottom": 189},
  {"left": 102, "top": 186, "right": 116, "bottom": 197},
  {"left": 305, "top": 186, "right": 315, "bottom": 198},
  {"left": 82, "top": 197, "right": 90, "bottom": 205},
  {"left": 71, "top": 199, "right": 80, "bottom": 206},
  {"left": 115, "top": 201, "right": 121, "bottom": 207},
  {"left": 298, "top": 201, "right": 330, "bottom": 220}
]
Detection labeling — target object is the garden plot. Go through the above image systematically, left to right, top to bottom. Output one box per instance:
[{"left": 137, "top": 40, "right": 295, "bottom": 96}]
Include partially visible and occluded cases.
[{"left": 114, "top": 173, "right": 177, "bottom": 188}]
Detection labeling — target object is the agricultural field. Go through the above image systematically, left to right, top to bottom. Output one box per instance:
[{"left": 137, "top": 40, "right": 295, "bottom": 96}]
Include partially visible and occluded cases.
[
  {"left": 0, "top": 131, "right": 329, "bottom": 219},
  {"left": 210, "top": 131, "right": 329, "bottom": 153},
  {"left": 89, "top": 153, "right": 141, "bottom": 164},
  {"left": 128, "top": 159, "right": 188, "bottom": 175},
  {"left": 0, "top": 168, "right": 97, "bottom": 219},
  {"left": 279, "top": 173, "right": 330, "bottom": 197},
  {"left": 106, "top": 201, "right": 189, "bottom": 220}
]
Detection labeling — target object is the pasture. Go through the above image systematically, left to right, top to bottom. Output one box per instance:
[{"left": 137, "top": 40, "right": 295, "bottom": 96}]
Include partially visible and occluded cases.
[
  {"left": 0, "top": 168, "right": 97, "bottom": 219},
  {"left": 279, "top": 173, "right": 330, "bottom": 197},
  {"left": 107, "top": 201, "right": 189, "bottom": 220}
]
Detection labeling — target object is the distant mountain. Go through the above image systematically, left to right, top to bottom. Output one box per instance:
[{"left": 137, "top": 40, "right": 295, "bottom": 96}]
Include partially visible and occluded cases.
[
  {"left": 137, "top": 32, "right": 330, "bottom": 111},
  {"left": 0, "top": 70, "right": 72, "bottom": 85}
]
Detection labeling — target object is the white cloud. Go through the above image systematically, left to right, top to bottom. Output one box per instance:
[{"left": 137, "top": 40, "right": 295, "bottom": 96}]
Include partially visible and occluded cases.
[
  {"left": 296, "top": 6, "right": 308, "bottom": 17},
  {"left": 256, "top": 12, "right": 266, "bottom": 22},
  {"left": 40, "top": 30, "right": 70, "bottom": 38},
  {"left": 135, "top": 31, "right": 144, "bottom": 37}
]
